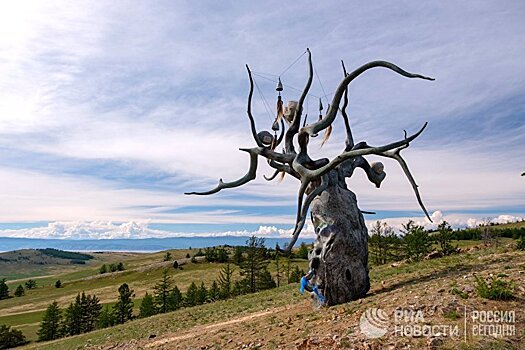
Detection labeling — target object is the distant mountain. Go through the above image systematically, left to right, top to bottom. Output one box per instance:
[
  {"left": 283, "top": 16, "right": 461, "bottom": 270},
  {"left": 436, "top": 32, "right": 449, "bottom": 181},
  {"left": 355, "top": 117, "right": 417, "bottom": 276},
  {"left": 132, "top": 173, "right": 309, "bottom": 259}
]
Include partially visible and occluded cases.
[{"left": 0, "top": 236, "right": 313, "bottom": 252}]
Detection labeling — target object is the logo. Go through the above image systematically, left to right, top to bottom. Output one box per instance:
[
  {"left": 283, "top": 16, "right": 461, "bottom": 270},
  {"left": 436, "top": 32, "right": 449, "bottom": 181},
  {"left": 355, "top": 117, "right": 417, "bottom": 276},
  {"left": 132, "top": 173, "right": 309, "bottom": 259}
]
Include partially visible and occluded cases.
[{"left": 359, "top": 308, "right": 389, "bottom": 338}]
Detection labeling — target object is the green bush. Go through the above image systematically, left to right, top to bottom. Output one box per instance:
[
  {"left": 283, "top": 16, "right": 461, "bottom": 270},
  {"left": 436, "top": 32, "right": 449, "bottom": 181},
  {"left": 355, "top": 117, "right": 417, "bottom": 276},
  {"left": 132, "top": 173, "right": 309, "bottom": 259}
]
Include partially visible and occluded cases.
[
  {"left": 516, "top": 236, "right": 525, "bottom": 251},
  {"left": 474, "top": 275, "right": 515, "bottom": 300},
  {"left": 0, "top": 325, "right": 27, "bottom": 349}
]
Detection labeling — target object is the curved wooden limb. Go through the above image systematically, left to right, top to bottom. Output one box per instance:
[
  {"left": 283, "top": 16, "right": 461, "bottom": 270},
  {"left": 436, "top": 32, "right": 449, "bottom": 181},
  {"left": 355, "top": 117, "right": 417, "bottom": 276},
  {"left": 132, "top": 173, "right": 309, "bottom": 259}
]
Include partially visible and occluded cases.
[
  {"left": 285, "top": 48, "right": 313, "bottom": 154},
  {"left": 340, "top": 60, "right": 354, "bottom": 151},
  {"left": 301, "top": 61, "right": 434, "bottom": 138},
  {"left": 245, "top": 65, "right": 264, "bottom": 148},
  {"left": 294, "top": 122, "right": 428, "bottom": 180},
  {"left": 185, "top": 149, "right": 258, "bottom": 195},
  {"left": 382, "top": 150, "right": 432, "bottom": 222},
  {"left": 264, "top": 169, "right": 280, "bottom": 181},
  {"left": 279, "top": 175, "right": 329, "bottom": 253}
]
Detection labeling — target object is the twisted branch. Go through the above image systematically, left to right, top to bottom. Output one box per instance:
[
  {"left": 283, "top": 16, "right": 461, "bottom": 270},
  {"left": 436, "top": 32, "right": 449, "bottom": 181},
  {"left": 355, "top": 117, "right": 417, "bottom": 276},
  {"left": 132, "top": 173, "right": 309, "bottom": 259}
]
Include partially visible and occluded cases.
[
  {"left": 285, "top": 48, "right": 313, "bottom": 154},
  {"left": 301, "top": 61, "right": 434, "bottom": 138},
  {"left": 185, "top": 149, "right": 258, "bottom": 195}
]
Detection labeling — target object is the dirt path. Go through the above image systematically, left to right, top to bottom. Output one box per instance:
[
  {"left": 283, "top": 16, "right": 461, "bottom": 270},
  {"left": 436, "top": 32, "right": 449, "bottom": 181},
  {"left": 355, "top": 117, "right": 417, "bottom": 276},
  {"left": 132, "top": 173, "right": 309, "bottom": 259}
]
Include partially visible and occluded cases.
[{"left": 146, "top": 306, "right": 290, "bottom": 348}]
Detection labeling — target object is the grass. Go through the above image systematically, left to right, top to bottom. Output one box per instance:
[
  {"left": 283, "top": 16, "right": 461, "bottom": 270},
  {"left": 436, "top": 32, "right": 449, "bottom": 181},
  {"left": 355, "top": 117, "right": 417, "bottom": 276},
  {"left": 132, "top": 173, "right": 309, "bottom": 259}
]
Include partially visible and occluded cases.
[
  {"left": 1, "top": 249, "right": 308, "bottom": 343},
  {"left": 474, "top": 275, "right": 515, "bottom": 300},
  {"left": 21, "top": 284, "right": 304, "bottom": 350}
]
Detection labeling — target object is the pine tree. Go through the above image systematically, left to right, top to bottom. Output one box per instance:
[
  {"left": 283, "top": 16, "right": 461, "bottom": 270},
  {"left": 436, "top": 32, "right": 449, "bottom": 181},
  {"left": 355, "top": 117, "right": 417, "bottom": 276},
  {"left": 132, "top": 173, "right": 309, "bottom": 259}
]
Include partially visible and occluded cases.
[
  {"left": 402, "top": 221, "right": 432, "bottom": 262},
  {"left": 436, "top": 221, "right": 458, "bottom": 256},
  {"left": 239, "top": 236, "right": 271, "bottom": 293},
  {"left": 297, "top": 242, "right": 309, "bottom": 259},
  {"left": 233, "top": 246, "right": 244, "bottom": 264},
  {"left": 163, "top": 251, "right": 172, "bottom": 261},
  {"left": 274, "top": 254, "right": 281, "bottom": 287},
  {"left": 285, "top": 257, "right": 291, "bottom": 283},
  {"left": 217, "top": 261, "right": 234, "bottom": 299},
  {"left": 116, "top": 262, "right": 125, "bottom": 271},
  {"left": 99, "top": 264, "right": 107, "bottom": 274},
  {"left": 153, "top": 270, "right": 172, "bottom": 313},
  {"left": 0, "top": 279, "right": 9, "bottom": 299},
  {"left": 25, "top": 279, "right": 36, "bottom": 289},
  {"left": 55, "top": 280, "right": 62, "bottom": 288},
  {"left": 208, "top": 281, "right": 220, "bottom": 301},
  {"left": 184, "top": 282, "right": 198, "bottom": 307},
  {"left": 196, "top": 282, "right": 208, "bottom": 304},
  {"left": 113, "top": 283, "right": 134, "bottom": 324},
  {"left": 14, "top": 285, "right": 24, "bottom": 297},
  {"left": 167, "top": 286, "right": 183, "bottom": 311},
  {"left": 139, "top": 292, "right": 156, "bottom": 318},
  {"left": 62, "top": 294, "right": 82, "bottom": 335},
  {"left": 84, "top": 294, "right": 102, "bottom": 332},
  {"left": 38, "top": 301, "right": 62, "bottom": 341},
  {"left": 97, "top": 305, "right": 114, "bottom": 329},
  {"left": 0, "top": 325, "right": 27, "bottom": 348}
]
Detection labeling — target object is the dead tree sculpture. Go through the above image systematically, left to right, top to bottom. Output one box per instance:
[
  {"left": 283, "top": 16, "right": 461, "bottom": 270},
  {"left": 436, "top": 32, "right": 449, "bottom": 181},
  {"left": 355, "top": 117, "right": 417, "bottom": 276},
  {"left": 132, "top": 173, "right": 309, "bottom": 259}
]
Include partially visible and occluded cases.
[{"left": 186, "top": 49, "right": 433, "bottom": 306}]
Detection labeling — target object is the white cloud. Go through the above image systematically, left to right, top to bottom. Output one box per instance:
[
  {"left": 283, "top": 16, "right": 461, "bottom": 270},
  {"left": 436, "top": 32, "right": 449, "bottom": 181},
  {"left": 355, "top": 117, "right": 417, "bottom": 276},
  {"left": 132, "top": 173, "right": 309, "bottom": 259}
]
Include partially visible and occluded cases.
[{"left": 0, "top": 221, "right": 316, "bottom": 240}]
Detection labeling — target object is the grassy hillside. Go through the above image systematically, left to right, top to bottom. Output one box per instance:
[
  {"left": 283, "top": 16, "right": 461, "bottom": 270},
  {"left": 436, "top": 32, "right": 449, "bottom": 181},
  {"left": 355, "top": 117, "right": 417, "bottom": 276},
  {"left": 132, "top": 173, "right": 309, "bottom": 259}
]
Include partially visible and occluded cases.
[
  {"left": 12, "top": 242, "right": 524, "bottom": 350},
  {"left": 0, "top": 247, "right": 308, "bottom": 344}
]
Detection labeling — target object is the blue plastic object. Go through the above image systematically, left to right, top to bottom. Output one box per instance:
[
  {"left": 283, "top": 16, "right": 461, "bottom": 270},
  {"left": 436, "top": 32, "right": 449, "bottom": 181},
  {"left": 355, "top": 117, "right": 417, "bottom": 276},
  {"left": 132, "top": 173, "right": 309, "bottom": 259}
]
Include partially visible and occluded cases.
[{"left": 299, "top": 276, "right": 325, "bottom": 305}]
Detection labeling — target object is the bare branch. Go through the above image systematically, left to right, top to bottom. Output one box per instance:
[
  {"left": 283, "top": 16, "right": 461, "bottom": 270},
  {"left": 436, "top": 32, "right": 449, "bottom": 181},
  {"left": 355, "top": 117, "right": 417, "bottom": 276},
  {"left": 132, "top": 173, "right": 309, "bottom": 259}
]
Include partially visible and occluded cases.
[
  {"left": 285, "top": 48, "right": 313, "bottom": 154},
  {"left": 340, "top": 60, "right": 354, "bottom": 151},
  {"left": 301, "top": 61, "right": 434, "bottom": 137},
  {"left": 245, "top": 65, "right": 264, "bottom": 148},
  {"left": 185, "top": 149, "right": 258, "bottom": 195},
  {"left": 381, "top": 150, "right": 432, "bottom": 222},
  {"left": 264, "top": 169, "right": 280, "bottom": 181}
]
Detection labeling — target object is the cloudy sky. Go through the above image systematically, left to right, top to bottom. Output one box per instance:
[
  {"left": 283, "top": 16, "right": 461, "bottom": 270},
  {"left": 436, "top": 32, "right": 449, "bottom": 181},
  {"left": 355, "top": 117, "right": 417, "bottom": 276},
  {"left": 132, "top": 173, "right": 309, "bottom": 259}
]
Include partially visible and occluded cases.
[{"left": 0, "top": 1, "right": 523, "bottom": 239}]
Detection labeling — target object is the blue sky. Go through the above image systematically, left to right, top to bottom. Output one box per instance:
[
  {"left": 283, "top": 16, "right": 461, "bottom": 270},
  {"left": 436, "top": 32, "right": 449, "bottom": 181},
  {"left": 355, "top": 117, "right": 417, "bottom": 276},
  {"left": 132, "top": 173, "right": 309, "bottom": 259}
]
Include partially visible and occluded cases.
[{"left": 0, "top": 1, "right": 523, "bottom": 239}]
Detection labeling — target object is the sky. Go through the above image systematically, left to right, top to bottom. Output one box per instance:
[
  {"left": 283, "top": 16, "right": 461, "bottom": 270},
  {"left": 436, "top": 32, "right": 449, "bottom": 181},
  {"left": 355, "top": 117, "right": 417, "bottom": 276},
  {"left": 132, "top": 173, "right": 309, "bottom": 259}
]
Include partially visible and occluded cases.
[{"left": 0, "top": 1, "right": 524, "bottom": 240}]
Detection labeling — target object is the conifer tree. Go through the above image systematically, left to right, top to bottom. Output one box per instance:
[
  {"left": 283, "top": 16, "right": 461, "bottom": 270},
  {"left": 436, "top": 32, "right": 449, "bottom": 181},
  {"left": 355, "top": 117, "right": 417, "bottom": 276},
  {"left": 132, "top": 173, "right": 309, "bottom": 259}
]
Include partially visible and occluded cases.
[
  {"left": 239, "top": 236, "right": 271, "bottom": 293},
  {"left": 274, "top": 254, "right": 281, "bottom": 287},
  {"left": 217, "top": 261, "right": 235, "bottom": 299},
  {"left": 99, "top": 264, "right": 107, "bottom": 274},
  {"left": 153, "top": 270, "right": 172, "bottom": 313},
  {"left": 0, "top": 279, "right": 8, "bottom": 299},
  {"left": 25, "top": 279, "right": 36, "bottom": 289},
  {"left": 55, "top": 280, "right": 62, "bottom": 288},
  {"left": 208, "top": 281, "right": 220, "bottom": 301},
  {"left": 184, "top": 282, "right": 198, "bottom": 307},
  {"left": 196, "top": 282, "right": 208, "bottom": 304},
  {"left": 113, "top": 283, "right": 134, "bottom": 324},
  {"left": 14, "top": 285, "right": 24, "bottom": 297},
  {"left": 167, "top": 285, "right": 183, "bottom": 311},
  {"left": 139, "top": 292, "right": 156, "bottom": 318},
  {"left": 62, "top": 294, "right": 82, "bottom": 335},
  {"left": 84, "top": 294, "right": 102, "bottom": 332},
  {"left": 38, "top": 301, "right": 62, "bottom": 341},
  {"left": 97, "top": 305, "right": 114, "bottom": 329},
  {"left": 0, "top": 325, "right": 27, "bottom": 348}
]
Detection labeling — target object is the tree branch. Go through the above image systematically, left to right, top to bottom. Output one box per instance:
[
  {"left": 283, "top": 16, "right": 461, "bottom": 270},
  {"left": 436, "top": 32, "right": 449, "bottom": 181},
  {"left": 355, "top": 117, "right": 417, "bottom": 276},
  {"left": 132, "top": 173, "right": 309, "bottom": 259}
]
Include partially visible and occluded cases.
[
  {"left": 285, "top": 48, "right": 313, "bottom": 154},
  {"left": 340, "top": 60, "right": 354, "bottom": 151},
  {"left": 301, "top": 61, "right": 434, "bottom": 137},
  {"left": 245, "top": 65, "right": 264, "bottom": 148},
  {"left": 294, "top": 122, "right": 428, "bottom": 180},
  {"left": 185, "top": 149, "right": 258, "bottom": 195}
]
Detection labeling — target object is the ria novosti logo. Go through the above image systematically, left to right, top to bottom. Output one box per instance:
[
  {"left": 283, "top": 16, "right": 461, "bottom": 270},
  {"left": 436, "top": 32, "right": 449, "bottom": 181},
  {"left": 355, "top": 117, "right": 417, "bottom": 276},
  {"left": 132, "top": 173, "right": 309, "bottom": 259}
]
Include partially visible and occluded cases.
[{"left": 359, "top": 308, "right": 390, "bottom": 338}]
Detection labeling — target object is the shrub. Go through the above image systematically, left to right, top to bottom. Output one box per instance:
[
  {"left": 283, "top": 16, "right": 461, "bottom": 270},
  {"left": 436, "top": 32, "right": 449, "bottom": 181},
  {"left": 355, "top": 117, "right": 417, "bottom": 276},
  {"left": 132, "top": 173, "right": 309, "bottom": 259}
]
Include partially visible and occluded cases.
[
  {"left": 516, "top": 236, "right": 525, "bottom": 251},
  {"left": 173, "top": 260, "right": 179, "bottom": 269},
  {"left": 474, "top": 275, "right": 515, "bottom": 300},
  {"left": 25, "top": 279, "right": 37, "bottom": 290},
  {"left": 55, "top": 280, "right": 62, "bottom": 288},
  {"left": 14, "top": 285, "right": 24, "bottom": 297},
  {"left": 0, "top": 325, "right": 27, "bottom": 349}
]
